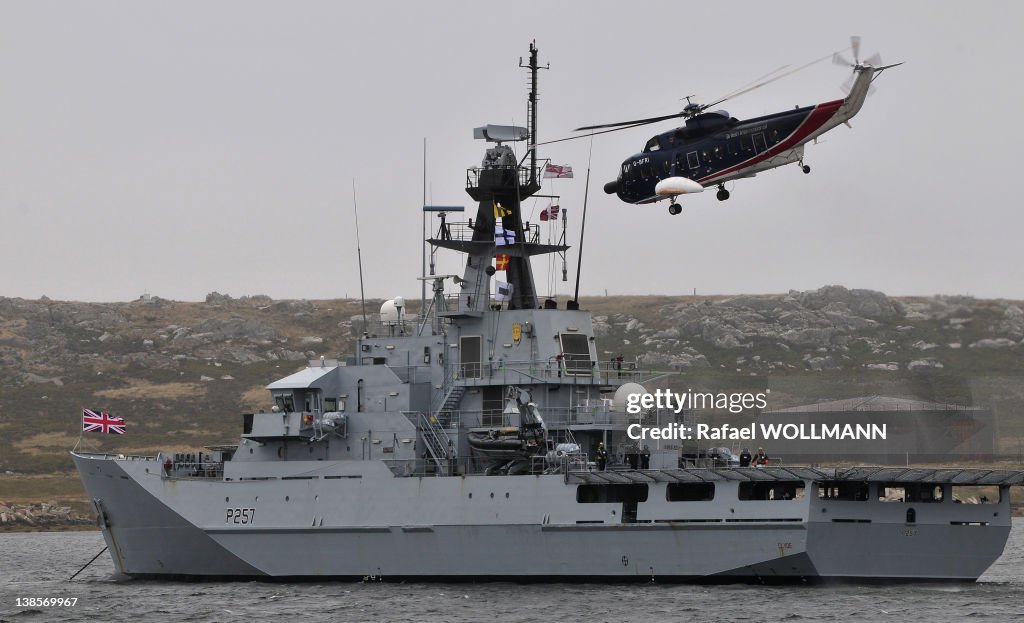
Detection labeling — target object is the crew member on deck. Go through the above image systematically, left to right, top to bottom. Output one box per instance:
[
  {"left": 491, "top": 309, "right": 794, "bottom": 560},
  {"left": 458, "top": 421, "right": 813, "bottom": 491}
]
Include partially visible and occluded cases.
[
  {"left": 596, "top": 442, "right": 608, "bottom": 471},
  {"left": 640, "top": 445, "right": 651, "bottom": 470},
  {"left": 754, "top": 447, "right": 769, "bottom": 466},
  {"left": 739, "top": 448, "right": 752, "bottom": 467}
]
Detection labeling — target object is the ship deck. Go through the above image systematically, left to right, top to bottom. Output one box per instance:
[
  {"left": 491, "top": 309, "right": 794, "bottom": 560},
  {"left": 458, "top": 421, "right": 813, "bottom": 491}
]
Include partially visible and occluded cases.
[{"left": 566, "top": 466, "right": 1024, "bottom": 486}]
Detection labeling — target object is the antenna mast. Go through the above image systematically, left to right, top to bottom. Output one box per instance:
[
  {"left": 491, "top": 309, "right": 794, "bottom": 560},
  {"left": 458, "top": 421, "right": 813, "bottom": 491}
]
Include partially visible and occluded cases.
[
  {"left": 520, "top": 40, "right": 548, "bottom": 184},
  {"left": 352, "top": 180, "right": 367, "bottom": 326}
]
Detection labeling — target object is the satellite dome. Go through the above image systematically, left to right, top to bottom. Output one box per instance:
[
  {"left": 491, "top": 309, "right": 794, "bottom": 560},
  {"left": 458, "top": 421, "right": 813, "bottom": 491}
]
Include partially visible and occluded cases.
[
  {"left": 379, "top": 299, "right": 399, "bottom": 323},
  {"left": 612, "top": 382, "right": 648, "bottom": 411}
]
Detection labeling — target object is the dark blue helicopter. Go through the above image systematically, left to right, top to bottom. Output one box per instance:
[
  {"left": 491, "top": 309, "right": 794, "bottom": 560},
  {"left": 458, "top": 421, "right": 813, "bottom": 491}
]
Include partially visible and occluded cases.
[{"left": 583, "top": 38, "right": 901, "bottom": 215}]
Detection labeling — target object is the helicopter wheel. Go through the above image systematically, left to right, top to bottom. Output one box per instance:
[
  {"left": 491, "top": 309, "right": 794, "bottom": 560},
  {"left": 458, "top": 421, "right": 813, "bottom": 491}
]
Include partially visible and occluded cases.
[
  {"left": 802, "top": 164, "right": 811, "bottom": 174},
  {"left": 716, "top": 188, "right": 730, "bottom": 201},
  {"left": 668, "top": 203, "right": 682, "bottom": 216}
]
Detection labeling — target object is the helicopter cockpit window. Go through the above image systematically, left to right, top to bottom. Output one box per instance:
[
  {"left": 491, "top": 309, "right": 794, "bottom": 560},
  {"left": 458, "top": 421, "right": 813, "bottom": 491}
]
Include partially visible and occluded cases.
[{"left": 645, "top": 137, "right": 661, "bottom": 152}]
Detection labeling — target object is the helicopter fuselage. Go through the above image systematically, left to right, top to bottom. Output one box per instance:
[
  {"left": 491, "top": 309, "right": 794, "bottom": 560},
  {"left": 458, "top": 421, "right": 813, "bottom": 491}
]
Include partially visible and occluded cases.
[{"left": 604, "top": 65, "right": 878, "bottom": 205}]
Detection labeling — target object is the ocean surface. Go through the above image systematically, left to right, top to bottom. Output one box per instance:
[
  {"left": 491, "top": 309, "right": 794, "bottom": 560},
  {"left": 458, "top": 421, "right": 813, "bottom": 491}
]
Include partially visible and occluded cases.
[{"left": 3, "top": 524, "right": 1024, "bottom": 623}]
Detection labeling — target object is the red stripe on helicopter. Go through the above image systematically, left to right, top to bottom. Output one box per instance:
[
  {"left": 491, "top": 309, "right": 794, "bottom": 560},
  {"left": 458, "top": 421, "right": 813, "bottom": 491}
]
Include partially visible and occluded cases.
[{"left": 697, "top": 98, "right": 845, "bottom": 185}]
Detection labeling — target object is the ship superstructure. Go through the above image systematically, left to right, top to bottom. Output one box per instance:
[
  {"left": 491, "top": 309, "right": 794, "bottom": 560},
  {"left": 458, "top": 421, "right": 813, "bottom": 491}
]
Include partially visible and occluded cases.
[{"left": 73, "top": 44, "right": 1024, "bottom": 582}]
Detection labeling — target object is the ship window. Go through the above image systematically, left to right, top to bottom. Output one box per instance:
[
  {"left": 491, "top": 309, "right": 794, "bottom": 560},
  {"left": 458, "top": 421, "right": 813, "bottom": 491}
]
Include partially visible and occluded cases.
[
  {"left": 686, "top": 151, "right": 699, "bottom": 169},
  {"left": 559, "top": 333, "right": 592, "bottom": 376},
  {"left": 460, "top": 336, "right": 481, "bottom": 379},
  {"left": 274, "top": 394, "right": 295, "bottom": 413},
  {"left": 324, "top": 398, "right": 337, "bottom": 412},
  {"left": 739, "top": 481, "right": 804, "bottom": 501},
  {"left": 818, "top": 481, "right": 869, "bottom": 501},
  {"left": 667, "top": 482, "right": 715, "bottom": 501},
  {"left": 576, "top": 484, "right": 649, "bottom": 504},
  {"left": 879, "top": 485, "right": 906, "bottom": 502},
  {"left": 951, "top": 485, "right": 1001, "bottom": 504}
]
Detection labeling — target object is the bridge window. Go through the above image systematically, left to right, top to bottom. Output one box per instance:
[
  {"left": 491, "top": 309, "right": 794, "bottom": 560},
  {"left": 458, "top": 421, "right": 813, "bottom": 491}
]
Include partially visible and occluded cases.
[
  {"left": 559, "top": 333, "right": 593, "bottom": 376},
  {"left": 667, "top": 482, "right": 715, "bottom": 501}
]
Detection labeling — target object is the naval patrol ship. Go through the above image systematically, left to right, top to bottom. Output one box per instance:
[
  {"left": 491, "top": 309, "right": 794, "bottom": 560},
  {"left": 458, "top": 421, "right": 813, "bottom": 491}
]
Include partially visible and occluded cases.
[{"left": 73, "top": 44, "right": 1024, "bottom": 582}]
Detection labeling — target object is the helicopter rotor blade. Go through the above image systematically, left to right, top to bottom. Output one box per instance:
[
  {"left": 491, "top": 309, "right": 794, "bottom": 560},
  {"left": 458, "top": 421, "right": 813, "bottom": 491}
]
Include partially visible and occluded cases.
[
  {"left": 850, "top": 35, "right": 861, "bottom": 65},
  {"left": 701, "top": 50, "right": 836, "bottom": 112},
  {"left": 833, "top": 52, "right": 853, "bottom": 67},
  {"left": 575, "top": 112, "right": 686, "bottom": 132},
  {"left": 538, "top": 120, "right": 664, "bottom": 147}
]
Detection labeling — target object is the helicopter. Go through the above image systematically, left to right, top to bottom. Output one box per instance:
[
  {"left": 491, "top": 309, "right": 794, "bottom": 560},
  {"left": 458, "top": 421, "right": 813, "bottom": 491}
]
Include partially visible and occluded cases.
[{"left": 582, "top": 38, "right": 901, "bottom": 215}]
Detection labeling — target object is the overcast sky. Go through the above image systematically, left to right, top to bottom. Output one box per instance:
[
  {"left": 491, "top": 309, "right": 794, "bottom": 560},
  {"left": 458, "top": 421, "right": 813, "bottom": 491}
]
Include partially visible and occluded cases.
[{"left": 2, "top": 1, "right": 1022, "bottom": 302}]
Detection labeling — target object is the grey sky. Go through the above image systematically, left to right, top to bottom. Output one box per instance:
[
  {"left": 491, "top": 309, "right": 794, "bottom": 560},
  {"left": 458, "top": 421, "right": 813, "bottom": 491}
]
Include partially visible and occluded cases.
[{"left": 2, "top": 1, "right": 1022, "bottom": 302}]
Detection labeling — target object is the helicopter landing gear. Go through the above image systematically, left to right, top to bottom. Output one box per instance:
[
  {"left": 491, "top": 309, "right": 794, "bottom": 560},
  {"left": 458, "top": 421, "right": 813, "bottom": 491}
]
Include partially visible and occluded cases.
[
  {"left": 802, "top": 164, "right": 811, "bottom": 174},
  {"left": 716, "top": 185, "right": 730, "bottom": 201},
  {"left": 668, "top": 203, "right": 682, "bottom": 216}
]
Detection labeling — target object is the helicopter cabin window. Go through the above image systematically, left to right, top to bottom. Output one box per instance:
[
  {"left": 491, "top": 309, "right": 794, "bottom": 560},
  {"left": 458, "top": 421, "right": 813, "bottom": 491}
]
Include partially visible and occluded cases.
[
  {"left": 770, "top": 129, "right": 780, "bottom": 145},
  {"left": 752, "top": 132, "right": 767, "bottom": 154},
  {"left": 645, "top": 136, "right": 661, "bottom": 152},
  {"left": 728, "top": 141, "right": 739, "bottom": 156},
  {"left": 713, "top": 145, "right": 723, "bottom": 160},
  {"left": 701, "top": 150, "right": 710, "bottom": 163},
  {"left": 686, "top": 151, "right": 699, "bottom": 169},
  {"left": 675, "top": 154, "right": 687, "bottom": 175},
  {"left": 662, "top": 160, "right": 671, "bottom": 175}
]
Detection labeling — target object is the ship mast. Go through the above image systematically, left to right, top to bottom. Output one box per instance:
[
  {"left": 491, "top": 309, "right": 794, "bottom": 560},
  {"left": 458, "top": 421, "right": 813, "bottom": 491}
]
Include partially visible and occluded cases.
[{"left": 429, "top": 42, "right": 565, "bottom": 313}]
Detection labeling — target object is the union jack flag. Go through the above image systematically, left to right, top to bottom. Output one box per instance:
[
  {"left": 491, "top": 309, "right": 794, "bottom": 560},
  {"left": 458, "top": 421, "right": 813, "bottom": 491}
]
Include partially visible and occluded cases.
[{"left": 82, "top": 408, "right": 126, "bottom": 434}]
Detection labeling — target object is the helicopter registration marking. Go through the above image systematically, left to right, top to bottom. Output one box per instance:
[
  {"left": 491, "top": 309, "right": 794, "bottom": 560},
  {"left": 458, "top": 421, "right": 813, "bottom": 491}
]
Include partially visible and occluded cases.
[
  {"left": 725, "top": 123, "right": 768, "bottom": 140},
  {"left": 632, "top": 157, "right": 650, "bottom": 166}
]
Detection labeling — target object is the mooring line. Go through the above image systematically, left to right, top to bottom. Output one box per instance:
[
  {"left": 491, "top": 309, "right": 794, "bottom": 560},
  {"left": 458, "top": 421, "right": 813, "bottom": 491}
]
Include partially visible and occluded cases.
[{"left": 69, "top": 546, "right": 107, "bottom": 580}]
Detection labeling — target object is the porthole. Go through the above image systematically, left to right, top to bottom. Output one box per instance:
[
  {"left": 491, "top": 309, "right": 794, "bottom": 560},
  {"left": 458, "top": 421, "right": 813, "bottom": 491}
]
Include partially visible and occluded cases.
[
  {"left": 249, "top": 448, "right": 253, "bottom": 454},
  {"left": 490, "top": 492, "right": 494, "bottom": 499},
  {"left": 505, "top": 492, "right": 510, "bottom": 499},
  {"left": 468, "top": 493, "right": 473, "bottom": 499},
  {"left": 286, "top": 496, "right": 290, "bottom": 502},
  {"left": 225, "top": 497, "right": 229, "bottom": 503}
]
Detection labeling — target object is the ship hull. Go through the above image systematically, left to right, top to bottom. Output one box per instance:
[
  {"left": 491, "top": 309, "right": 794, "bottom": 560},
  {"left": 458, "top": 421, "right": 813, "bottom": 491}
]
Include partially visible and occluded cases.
[{"left": 73, "top": 453, "right": 1011, "bottom": 582}]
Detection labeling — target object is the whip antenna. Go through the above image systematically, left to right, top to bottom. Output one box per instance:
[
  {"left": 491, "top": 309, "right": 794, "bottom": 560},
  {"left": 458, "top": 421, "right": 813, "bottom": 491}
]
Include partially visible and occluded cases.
[{"left": 353, "top": 180, "right": 367, "bottom": 326}]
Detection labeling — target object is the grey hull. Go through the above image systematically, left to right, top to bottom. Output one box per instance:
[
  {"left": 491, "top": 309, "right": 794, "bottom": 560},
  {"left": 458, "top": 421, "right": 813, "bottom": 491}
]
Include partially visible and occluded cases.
[{"left": 73, "top": 453, "right": 1012, "bottom": 581}]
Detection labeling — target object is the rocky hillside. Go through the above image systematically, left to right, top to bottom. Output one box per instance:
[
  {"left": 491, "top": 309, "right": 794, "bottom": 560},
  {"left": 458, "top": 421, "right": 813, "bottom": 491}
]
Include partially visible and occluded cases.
[{"left": 2, "top": 286, "right": 1024, "bottom": 480}]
